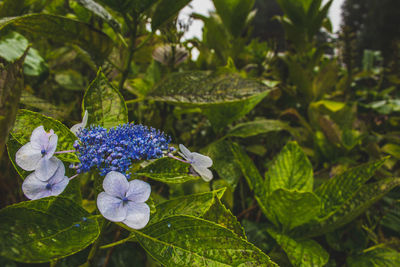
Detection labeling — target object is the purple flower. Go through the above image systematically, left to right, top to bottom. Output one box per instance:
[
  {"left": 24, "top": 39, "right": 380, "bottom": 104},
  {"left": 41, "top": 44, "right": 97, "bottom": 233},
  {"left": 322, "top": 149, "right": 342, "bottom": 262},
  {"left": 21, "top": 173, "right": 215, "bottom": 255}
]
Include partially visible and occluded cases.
[
  {"left": 70, "top": 110, "right": 88, "bottom": 136},
  {"left": 15, "top": 125, "right": 59, "bottom": 180},
  {"left": 179, "top": 144, "right": 213, "bottom": 182},
  {"left": 22, "top": 159, "right": 69, "bottom": 200},
  {"left": 97, "top": 171, "right": 151, "bottom": 229}
]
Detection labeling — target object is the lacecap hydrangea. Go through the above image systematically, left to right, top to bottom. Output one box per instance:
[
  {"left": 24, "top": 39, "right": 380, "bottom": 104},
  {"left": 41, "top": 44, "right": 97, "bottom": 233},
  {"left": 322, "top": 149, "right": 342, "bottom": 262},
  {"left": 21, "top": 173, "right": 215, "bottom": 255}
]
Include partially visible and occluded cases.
[{"left": 74, "top": 123, "right": 171, "bottom": 177}]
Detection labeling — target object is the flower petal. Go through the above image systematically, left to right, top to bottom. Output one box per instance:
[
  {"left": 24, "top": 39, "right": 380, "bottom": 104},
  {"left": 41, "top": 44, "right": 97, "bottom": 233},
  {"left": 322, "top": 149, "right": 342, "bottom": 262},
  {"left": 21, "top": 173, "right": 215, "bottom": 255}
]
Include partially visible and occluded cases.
[
  {"left": 70, "top": 110, "right": 89, "bottom": 135},
  {"left": 30, "top": 126, "right": 48, "bottom": 150},
  {"left": 44, "top": 134, "right": 58, "bottom": 159},
  {"left": 15, "top": 142, "right": 42, "bottom": 171},
  {"left": 179, "top": 144, "right": 192, "bottom": 159},
  {"left": 192, "top": 152, "right": 213, "bottom": 168},
  {"left": 35, "top": 157, "right": 63, "bottom": 181},
  {"left": 192, "top": 165, "right": 213, "bottom": 182},
  {"left": 103, "top": 171, "right": 129, "bottom": 198},
  {"left": 22, "top": 173, "right": 48, "bottom": 200},
  {"left": 49, "top": 175, "right": 69, "bottom": 197},
  {"left": 126, "top": 180, "right": 151, "bottom": 203},
  {"left": 97, "top": 192, "right": 127, "bottom": 222},
  {"left": 122, "top": 202, "right": 150, "bottom": 229}
]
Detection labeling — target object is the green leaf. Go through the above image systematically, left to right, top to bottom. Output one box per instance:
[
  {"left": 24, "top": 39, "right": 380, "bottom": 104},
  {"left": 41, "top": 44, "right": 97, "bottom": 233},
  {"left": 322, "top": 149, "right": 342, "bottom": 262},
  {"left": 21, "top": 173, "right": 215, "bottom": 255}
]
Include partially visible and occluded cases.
[
  {"left": 76, "top": 0, "right": 121, "bottom": 33},
  {"left": 98, "top": 0, "right": 158, "bottom": 14},
  {"left": 151, "top": 0, "right": 191, "bottom": 30},
  {"left": 212, "top": 0, "right": 255, "bottom": 37},
  {"left": 0, "top": 14, "right": 113, "bottom": 62},
  {"left": 0, "top": 31, "right": 48, "bottom": 76},
  {"left": 0, "top": 47, "right": 26, "bottom": 159},
  {"left": 83, "top": 69, "right": 128, "bottom": 128},
  {"left": 148, "top": 71, "right": 273, "bottom": 129},
  {"left": 20, "top": 91, "right": 70, "bottom": 118},
  {"left": 10, "top": 109, "right": 78, "bottom": 163},
  {"left": 227, "top": 119, "right": 294, "bottom": 138},
  {"left": 6, "top": 135, "right": 30, "bottom": 179},
  {"left": 202, "top": 139, "right": 241, "bottom": 189},
  {"left": 265, "top": 141, "right": 314, "bottom": 193},
  {"left": 230, "top": 142, "right": 268, "bottom": 211},
  {"left": 382, "top": 143, "right": 400, "bottom": 159},
  {"left": 135, "top": 157, "right": 199, "bottom": 183},
  {"left": 315, "top": 159, "right": 386, "bottom": 217},
  {"left": 301, "top": 178, "right": 400, "bottom": 237},
  {"left": 149, "top": 189, "right": 225, "bottom": 224},
  {"left": 264, "top": 189, "right": 320, "bottom": 231},
  {"left": 202, "top": 196, "right": 246, "bottom": 238},
  {"left": 0, "top": 197, "right": 100, "bottom": 263},
  {"left": 135, "top": 215, "right": 277, "bottom": 266},
  {"left": 267, "top": 228, "right": 329, "bottom": 267},
  {"left": 347, "top": 248, "right": 400, "bottom": 267}
]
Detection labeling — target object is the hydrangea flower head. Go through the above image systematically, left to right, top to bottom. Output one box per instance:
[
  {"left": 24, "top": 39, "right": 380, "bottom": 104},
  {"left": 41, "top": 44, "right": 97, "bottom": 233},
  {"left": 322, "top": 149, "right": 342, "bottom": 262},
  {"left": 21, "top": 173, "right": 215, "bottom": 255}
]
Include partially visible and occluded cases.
[
  {"left": 70, "top": 110, "right": 88, "bottom": 135},
  {"left": 75, "top": 123, "right": 171, "bottom": 177},
  {"left": 16, "top": 125, "right": 59, "bottom": 180},
  {"left": 179, "top": 144, "right": 213, "bottom": 182},
  {"left": 22, "top": 159, "right": 69, "bottom": 200},
  {"left": 97, "top": 171, "right": 151, "bottom": 229}
]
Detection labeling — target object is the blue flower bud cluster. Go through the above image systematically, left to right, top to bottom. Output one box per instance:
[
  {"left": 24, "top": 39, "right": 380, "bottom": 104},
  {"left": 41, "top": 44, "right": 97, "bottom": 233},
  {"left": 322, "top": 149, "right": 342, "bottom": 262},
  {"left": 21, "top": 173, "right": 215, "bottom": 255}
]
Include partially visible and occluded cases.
[{"left": 74, "top": 123, "right": 171, "bottom": 177}]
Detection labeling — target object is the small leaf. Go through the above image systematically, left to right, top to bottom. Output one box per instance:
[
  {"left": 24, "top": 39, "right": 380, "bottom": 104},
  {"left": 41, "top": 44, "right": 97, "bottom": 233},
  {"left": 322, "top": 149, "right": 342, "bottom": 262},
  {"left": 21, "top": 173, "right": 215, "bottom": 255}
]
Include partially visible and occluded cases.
[
  {"left": 151, "top": 0, "right": 191, "bottom": 30},
  {"left": 0, "top": 14, "right": 113, "bottom": 62},
  {"left": 83, "top": 69, "right": 128, "bottom": 128},
  {"left": 10, "top": 109, "right": 78, "bottom": 163},
  {"left": 227, "top": 119, "right": 294, "bottom": 138},
  {"left": 202, "top": 139, "right": 241, "bottom": 189},
  {"left": 265, "top": 141, "right": 314, "bottom": 193},
  {"left": 135, "top": 157, "right": 199, "bottom": 183},
  {"left": 315, "top": 159, "right": 386, "bottom": 217},
  {"left": 149, "top": 188, "right": 226, "bottom": 224},
  {"left": 264, "top": 189, "right": 320, "bottom": 231},
  {"left": 0, "top": 197, "right": 100, "bottom": 263},
  {"left": 135, "top": 215, "right": 277, "bottom": 266},
  {"left": 267, "top": 228, "right": 329, "bottom": 267},
  {"left": 347, "top": 248, "right": 400, "bottom": 267}
]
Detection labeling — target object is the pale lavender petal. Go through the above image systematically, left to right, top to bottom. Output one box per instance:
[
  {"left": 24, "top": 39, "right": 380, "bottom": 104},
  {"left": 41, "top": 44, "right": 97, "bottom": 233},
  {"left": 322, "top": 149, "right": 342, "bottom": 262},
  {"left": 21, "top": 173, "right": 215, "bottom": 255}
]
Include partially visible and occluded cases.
[
  {"left": 70, "top": 110, "right": 89, "bottom": 135},
  {"left": 82, "top": 110, "right": 88, "bottom": 128},
  {"left": 30, "top": 126, "right": 48, "bottom": 150},
  {"left": 45, "top": 134, "right": 58, "bottom": 159},
  {"left": 15, "top": 143, "right": 42, "bottom": 171},
  {"left": 179, "top": 144, "right": 192, "bottom": 159},
  {"left": 192, "top": 152, "right": 213, "bottom": 168},
  {"left": 35, "top": 157, "right": 63, "bottom": 181},
  {"left": 192, "top": 165, "right": 213, "bottom": 182},
  {"left": 103, "top": 171, "right": 129, "bottom": 198},
  {"left": 22, "top": 173, "right": 48, "bottom": 200},
  {"left": 49, "top": 176, "right": 69, "bottom": 196},
  {"left": 126, "top": 180, "right": 151, "bottom": 203},
  {"left": 97, "top": 192, "right": 127, "bottom": 222},
  {"left": 122, "top": 202, "right": 150, "bottom": 229}
]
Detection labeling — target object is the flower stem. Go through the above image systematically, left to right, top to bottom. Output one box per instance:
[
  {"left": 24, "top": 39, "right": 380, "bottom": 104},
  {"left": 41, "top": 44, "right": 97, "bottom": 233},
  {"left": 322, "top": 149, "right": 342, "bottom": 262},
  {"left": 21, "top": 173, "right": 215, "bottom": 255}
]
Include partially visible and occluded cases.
[
  {"left": 54, "top": 150, "right": 76, "bottom": 154},
  {"left": 167, "top": 153, "right": 190, "bottom": 164},
  {"left": 69, "top": 174, "right": 79, "bottom": 180}
]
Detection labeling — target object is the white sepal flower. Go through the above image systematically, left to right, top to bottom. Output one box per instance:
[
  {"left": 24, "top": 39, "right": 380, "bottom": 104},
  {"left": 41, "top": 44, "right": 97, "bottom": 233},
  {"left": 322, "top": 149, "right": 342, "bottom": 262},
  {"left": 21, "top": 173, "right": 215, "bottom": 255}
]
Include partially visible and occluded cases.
[
  {"left": 70, "top": 110, "right": 88, "bottom": 135},
  {"left": 15, "top": 125, "right": 59, "bottom": 180},
  {"left": 179, "top": 144, "right": 213, "bottom": 182},
  {"left": 22, "top": 159, "right": 69, "bottom": 200},
  {"left": 97, "top": 171, "right": 151, "bottom": 229}
]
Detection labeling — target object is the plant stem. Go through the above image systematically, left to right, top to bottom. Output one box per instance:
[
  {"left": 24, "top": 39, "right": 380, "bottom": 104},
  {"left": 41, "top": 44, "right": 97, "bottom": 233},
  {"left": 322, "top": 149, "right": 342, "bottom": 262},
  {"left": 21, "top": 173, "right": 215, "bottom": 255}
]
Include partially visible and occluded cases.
[
  {"left": 119, "top": 14, "right": 138, "bottom": 91},
  {"left": 54, "top": 150, "right": 76, "bottom": 154}
]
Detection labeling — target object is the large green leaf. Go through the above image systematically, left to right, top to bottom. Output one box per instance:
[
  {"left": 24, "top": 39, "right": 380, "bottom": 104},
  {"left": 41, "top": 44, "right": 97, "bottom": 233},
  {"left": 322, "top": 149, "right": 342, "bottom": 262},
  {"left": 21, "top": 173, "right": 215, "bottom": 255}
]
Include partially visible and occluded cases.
[
  {"left": 99, "top": 0, "right": 158, "bottom": 14},
  {"left": 151, "top": 0, "right": 191, "bottom": 30},
  {"left": 212, "top": 0, "right": 255, "bottom": 37},
  {"left": 0, "top": 14, "right": 113, "bottom": 61},
  {"left": 0, "top": 31, "right": 47, "bottom": 76},
  {"left": 0, "top": 47, "right": 26, "bottom": 159},
  {"left": 83, "top": 69, "right": 128, "bottom": 128},
  {"left": 148, "top": 71, "right": 273, "bottom": 128},
  {"left": 10, "top": 109, "right": 78, "bottom": 163},
  {"left": 226, "top": 119, "right": 294, "bottom": 138},
  {"left": 202, "top": 139, "right": 241, "bottom": 189},
  {"left": 265, "top": 141, "right": 314, "bottom": 193},
  {"left": 135, "top": 157, "right": 199, "bottom": 183},
  {"left": 315, "top": 159, "right": 386, "bottom": 217},
  {"left": 301, "top": 178, "right": 400, "bottom": 237},
  {"left": 149, "top": 189, "right": 225, "bottom": 224},
  {"left": 264, "top": 189, "right": 320, "bottom": 231},
  {"left": 0, "top": 197, "right": 100, "bottom": 263},
  {"left": 135, "top": 215, "right": 277, "bottom": 266},
  {"left": 267, "top": 228, "right": 329, "bottom": 267},
  {"left": 347, "top": 248, "right": 400, "bottom": 267}
]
